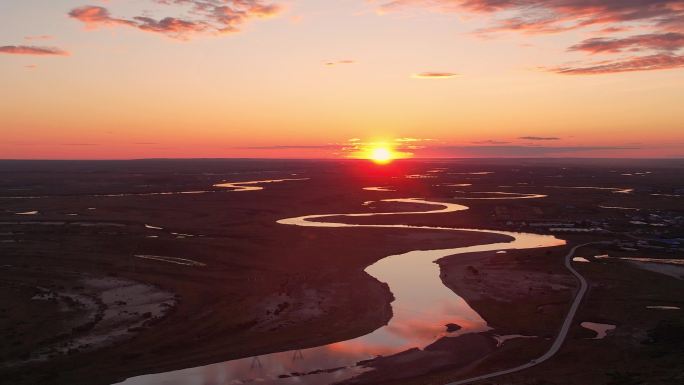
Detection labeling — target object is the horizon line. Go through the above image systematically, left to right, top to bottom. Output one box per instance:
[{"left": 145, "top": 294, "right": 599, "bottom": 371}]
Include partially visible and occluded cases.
[{"left": 0, "top": 157, "right": 683, "bottom": 162}]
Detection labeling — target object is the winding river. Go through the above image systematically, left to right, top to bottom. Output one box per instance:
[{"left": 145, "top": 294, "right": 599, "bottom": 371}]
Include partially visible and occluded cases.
[{"left": 118, "top": 196, "right": 566, "bottom": 385}]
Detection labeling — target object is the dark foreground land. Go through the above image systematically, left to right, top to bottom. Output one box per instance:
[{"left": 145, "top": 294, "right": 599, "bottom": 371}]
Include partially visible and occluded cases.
[{"left": 1, "top": 159, "right": 683, "bottom": 385}]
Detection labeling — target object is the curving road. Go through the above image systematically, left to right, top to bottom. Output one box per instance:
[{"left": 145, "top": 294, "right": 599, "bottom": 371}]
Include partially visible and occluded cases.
[{"left": 445, "top": 242, "right": 601, "bottom": 385}]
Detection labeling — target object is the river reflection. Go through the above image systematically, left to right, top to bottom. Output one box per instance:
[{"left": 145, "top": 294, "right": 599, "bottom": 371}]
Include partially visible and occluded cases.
[{"left": 119, "top": 198, "right": 564, "bottom": 385}]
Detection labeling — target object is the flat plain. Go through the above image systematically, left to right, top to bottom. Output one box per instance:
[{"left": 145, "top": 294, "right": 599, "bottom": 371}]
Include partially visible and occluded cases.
[{"left": 1, "top": 159, "right": 682, "bottom": 385}]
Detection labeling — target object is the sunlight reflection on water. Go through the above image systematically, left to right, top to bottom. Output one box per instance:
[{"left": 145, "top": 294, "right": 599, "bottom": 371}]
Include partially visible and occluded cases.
[{"left": 118, "top": 198, "right": 565, "bottom": 385}]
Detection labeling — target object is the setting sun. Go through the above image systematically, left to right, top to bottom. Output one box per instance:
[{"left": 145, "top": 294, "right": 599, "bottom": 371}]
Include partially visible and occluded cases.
[
  {"left": 0, "top": 1, "right": 681, "bottom": 384},
  {"left": 370, "top": 147, "right": 394, "bottom": 164}
]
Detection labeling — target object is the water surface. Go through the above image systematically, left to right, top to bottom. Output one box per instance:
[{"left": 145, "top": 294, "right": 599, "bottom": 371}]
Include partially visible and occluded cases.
[{"left": 119, "top": 198, "right": 565, "bottom": 385}]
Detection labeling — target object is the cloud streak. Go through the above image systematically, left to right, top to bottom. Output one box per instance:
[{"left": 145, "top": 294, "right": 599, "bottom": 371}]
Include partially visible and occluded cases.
[
  {"left": 69, "top": 0, "right": 281, "bottom": 40},
  {"left": 377, "top": 0, "right": 684, "bottom": 74},
  {"left": 379, "top": 1, "right": 684, "bottom": 34},
  {"left": 569, "top": 32, "right": 684, "bottom": 54},
  {"left": 24, "top": 35, "right": 53, "bottom": 41},
  {"left": 0, "top": 45, "right": 69, "bottom": 56},
  {"left": 551, "top": 54, "right": 684, "bottom": 75},
  {"left": 325, "top": 60, "right": 356, "bottom": 66},
  {"left": 412, "top": 72, "right": 459, "bottom": 78},
  {"left": 519, "top": 136, "right": 560, "bottom": 141},
  {"left": 472, "top": 140, "right": 511, "bottom": 144},
  {"left": 239, "top": 142, "right": 644, "bottom": 158},
  {"left": 239, "top": 145, "right": 340, "bottom": 150},
  {"left": 430, "top": 145, "right": 641, "bottom": 157}
]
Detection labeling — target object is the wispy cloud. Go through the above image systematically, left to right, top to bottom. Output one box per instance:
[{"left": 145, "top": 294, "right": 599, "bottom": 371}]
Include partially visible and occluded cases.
[
  {"left": 377, "top": 0, "right": 684, "bottom": 74},
  {"left": 69, "top": 1, "right": 282, "bottom": 40},
  {"left": 379, "top": 1, "right": 683, "bottom": 35},
  {"left": 569, "top": 32, "right": 684, "bottom": 54},
  {"left": 24, "top": 35, "right": 53, "bottom": 41},
  {"left": 0, "top": 45, "right": 69, "bottom": 56},
  {"left": 551, "top": 54, "right": 684, "bottom": 75},
  {"left": 325, "top": 60, "right": 356, "bottom": 66},
  {"left": 412, "top": 72, "right": 458, "bottom": 79},
  {"left": 519, "top": 136, "right": 560, "bottom": 141},
  {"left": 339, "top": 137, "right": 437, "bottom": 158},
  {"left": 395, "top": 137, "right": 433, "bottom": 142},
  {"left": 246, "top": 138, "right": 435, "bottom": 158},
  {"left": 472, "top": 140, "right": 510, "bottom": 144},
  {"left": 238, "top": 141, "right": 643, "bottom": 158},
  {"left": 60, "top": 143, "right": 99, "bottom": 146},
  {"left": 239, "top": 145, "right": 341, "bottom": 150},
  {"left": 430, "top": 145, "right": 640, "bottom": 157}
]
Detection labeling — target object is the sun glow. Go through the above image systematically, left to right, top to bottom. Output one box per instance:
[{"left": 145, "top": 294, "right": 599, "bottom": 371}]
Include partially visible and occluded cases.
[
  {"left": 347, "top": 139, "right": 413, "bottom": 163},
  {"left": 370, "top": 147, "right": 394, "bottom": 164}
]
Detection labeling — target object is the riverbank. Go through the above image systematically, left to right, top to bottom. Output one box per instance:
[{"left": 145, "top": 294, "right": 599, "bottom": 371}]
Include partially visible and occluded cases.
[
  {"left": 2, "top": 159, "right": 682, "bottom": 385},
  {"left": 1, "top": 218, "right": 506, "bottom": 385},
  {"left": 394, "top": 241, "right": 684, "bottom": 385}
]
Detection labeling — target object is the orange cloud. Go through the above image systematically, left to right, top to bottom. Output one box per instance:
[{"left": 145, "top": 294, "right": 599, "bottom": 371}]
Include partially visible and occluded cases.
[
  {"left": 377, "top": 0, "right": 684, "bottom": 74},
  {"left": 69, "top": 1, "right": 282, "bottom": 39},
  {"left": 380, "top": 1, "right": 684, "bottom": 35},
  {"left": 69, "top": 6, "right": 136, "bottom": 28},
  {"left": 569, "top": 32, "right": 684, "bottom": 54},
  {"left": 24, "top": 35, "right": 53, "bottom": 41},
  {"left": 0, "top": 45, "right": 69, "bottom": 56},
  {"left": 552, "top": 53, "right": 684, "bottom": 75},
  {"left": 325, "top": 60, "right": 356, "bottom": 66},
  {"left": 412, "top": 72, "right": 458, "bottom": 79},
  {"left": 519, "top": 136, "right": 560, "bottom": 141},
  {"left": 340, "top": 138, "right": 428, "bottom": 159}
]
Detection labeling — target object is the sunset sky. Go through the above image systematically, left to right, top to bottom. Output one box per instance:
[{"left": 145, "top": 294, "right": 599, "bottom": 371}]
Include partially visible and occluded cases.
[{"left": 1, "top": 0, "right": 683, "bottom": 159}]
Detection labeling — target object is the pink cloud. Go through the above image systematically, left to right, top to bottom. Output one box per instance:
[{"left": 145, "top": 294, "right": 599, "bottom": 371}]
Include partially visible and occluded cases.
[
  {"left": 376, "top": 0, "right": 684, "bottom": 74},
  {"left": 69, "top": 1, "right": 282, "bottom": 39},
  {"left": 379, "top": 1, "right": 684, "bottom": 34},
  {"left": 69, "top": 6, "right": 136, "bottom": 29},
  {"left": 570, "top": 32, "right": 684, "bottom": 54},
  {"left": 24, "top": 35, "right": 54, "bottom": 41},
  {"left": 0, "top": 45, "right": 69, "bottom": 56},
  {"left": 551, "top": 53, "right": 684, "bottom": 75},
  {"left": 325, "top": 59, "right": 356, "bottom": 66},
  {"left": 412, "top": 71, "right": 459, "bottom": 78}
]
